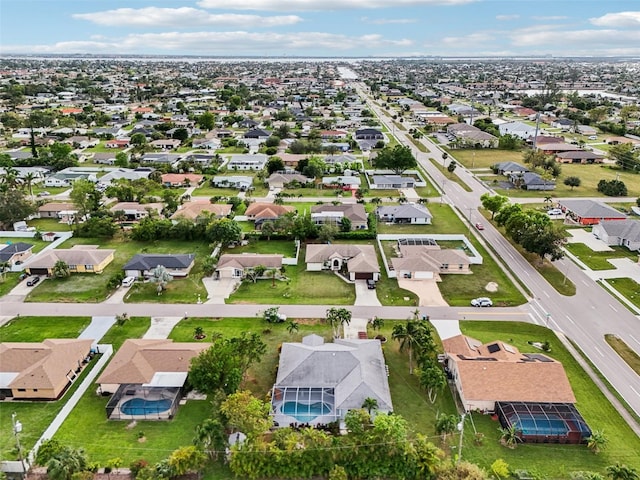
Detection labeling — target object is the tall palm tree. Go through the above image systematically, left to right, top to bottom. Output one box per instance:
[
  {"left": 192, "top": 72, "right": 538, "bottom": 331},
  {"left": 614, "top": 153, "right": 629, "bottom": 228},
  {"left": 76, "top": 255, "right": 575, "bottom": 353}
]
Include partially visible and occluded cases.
[
  {"left": 22, "top": 172, "right": 37, "bottom": 199},
  {"left": 392, "top": 321, "right": 423, "bottom": 374}
]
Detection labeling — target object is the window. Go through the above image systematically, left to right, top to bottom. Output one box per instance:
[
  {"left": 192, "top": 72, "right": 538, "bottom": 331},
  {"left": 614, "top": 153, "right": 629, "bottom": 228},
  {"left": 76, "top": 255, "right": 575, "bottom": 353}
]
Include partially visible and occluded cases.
[
  {"left": 442, "top": 263, "right": 449, "bottom": 269},
  {"left": 68, "top": 264, "right": 77, "bottom": 270},
  {"left": 459, "top": 264, "right": 464, "bottom": 270},
  {"left": 85, "top": 265, "right": 94, "bottom": 271},
  {"left": 17, "top": 388, "right": 26, "bottom": 392}
]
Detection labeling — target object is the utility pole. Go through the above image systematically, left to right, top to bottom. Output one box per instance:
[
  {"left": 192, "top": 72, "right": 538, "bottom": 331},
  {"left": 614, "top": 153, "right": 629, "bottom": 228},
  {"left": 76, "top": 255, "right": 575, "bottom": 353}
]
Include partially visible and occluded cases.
[
  {"left": 12, "top": 412, "right": 26, "bottom": 479},
  {"left": 456, "top": 413, "right": 466, "bottom": 464}
]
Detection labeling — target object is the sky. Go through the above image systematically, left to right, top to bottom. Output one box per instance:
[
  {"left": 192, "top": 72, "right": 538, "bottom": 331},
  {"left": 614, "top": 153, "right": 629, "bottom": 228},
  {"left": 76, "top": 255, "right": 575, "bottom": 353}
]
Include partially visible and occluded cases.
[{"left": 1, "top": 0, "right": 639, "bottom": 57}]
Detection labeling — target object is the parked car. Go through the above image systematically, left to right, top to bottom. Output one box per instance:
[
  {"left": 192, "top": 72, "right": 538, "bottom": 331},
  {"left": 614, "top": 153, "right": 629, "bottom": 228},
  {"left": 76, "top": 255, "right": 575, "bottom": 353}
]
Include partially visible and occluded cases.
[
  {"left": 588, "top": 135, "right": 597, "bottom": 140},
  {"left": 37, "top": 191, "right": 51, "bottom": 197},
  {"left": 547, "top": 208, "right": 563, "bottom": 216},
  {"left": 475, "top": 222, "right": 484, "bottom": 230},
  {"left": 19, "top": 272, "right": 29, "bottom": 281},
  {"left": 26, "top": 276, "right": 40, "bottom": 287},
  {"left": 366, "top": 279, "right": 376, "bottom": 289},
  {"left": 471, "top": 297, "right": 492, "bottom": 307}
]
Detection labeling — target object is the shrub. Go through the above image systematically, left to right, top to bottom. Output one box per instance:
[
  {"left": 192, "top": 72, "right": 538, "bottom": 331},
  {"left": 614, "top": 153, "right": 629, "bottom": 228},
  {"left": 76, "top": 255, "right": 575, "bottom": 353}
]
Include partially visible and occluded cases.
[
  {"left": 597, "top": 179, "right": 627, "bottom": 196},
  {"left": 129, "top": 459, "right": 149, "bottom": 478}
]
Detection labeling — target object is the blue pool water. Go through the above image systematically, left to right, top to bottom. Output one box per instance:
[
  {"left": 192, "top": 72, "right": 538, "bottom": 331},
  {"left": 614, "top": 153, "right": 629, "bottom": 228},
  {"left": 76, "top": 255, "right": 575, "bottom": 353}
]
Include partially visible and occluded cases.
[
  {"left": 121, "top": 398, "right": 172, "bottom": 416},
  {"left": 281, "top": 401, "right": 332, "bottom": 423},
  {"left": 514, "top": 417, "right": 568, "bottom": 436}
]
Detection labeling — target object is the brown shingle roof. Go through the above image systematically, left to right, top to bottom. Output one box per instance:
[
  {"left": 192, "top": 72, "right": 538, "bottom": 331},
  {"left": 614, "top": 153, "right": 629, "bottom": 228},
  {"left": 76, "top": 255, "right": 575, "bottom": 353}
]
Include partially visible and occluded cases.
[
  {"left": 170, "top": 201, "right": 231, "bottom": 221},
  {"left": 245, "top": 202, "right": 294, "bottom": 220},
  {"left": 27, "top": 247, "right": 115, "bottom": 269},
  {"left": 216, "top": 253, "right": 283, "bottom": 270},
  {"left": 97, "top": 339, "right": 209, "bottom": 385}
]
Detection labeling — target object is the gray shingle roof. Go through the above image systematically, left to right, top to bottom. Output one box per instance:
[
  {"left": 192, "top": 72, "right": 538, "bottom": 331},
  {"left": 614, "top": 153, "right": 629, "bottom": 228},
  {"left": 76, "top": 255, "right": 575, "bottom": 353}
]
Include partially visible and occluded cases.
[
  {"left": 560, "top": 200, "right": 627, "bottom": 219},
  {"left": 0, "top": 242, "right": 33, "bottom": 262},
  {"left": 123, "top": 254, "right": 195, "bottom": 271}
]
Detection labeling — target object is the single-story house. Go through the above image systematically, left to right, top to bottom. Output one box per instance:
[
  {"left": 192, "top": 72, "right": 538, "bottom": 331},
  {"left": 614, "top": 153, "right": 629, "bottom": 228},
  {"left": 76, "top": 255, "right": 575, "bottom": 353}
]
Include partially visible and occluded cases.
[
  {"left": 551, "top": 118, "right": 574, "bottom": 130},
  {"left": 498, "top": 121, "right": 538, "bottom": 140},
  {"left": 447, "top": 123, "right": 498, "bottom": 148},
  {"left": 576, "top": 125, "right": 598, "bottom": 136},
  {"left": 244, "top": 128, "right": 271, "bottom": 140},
  {"left": 354, "top": 128, "right": 383, "bottom": 140},
  {"left": 63, "top": 136, "right": 99, "bottom": 149},
  {"left": 191, "top": 138, "right": 220, "bottom": 150},
  {"left": 105, "top": 139, "right": 130, "bottom": 149},
  {"left": 150, "top": 139, "right": 181, "bottom": 150},
  {"left": 537, "top": 143, "right": 581, "bottom": 154},
  {"left": 555, "top": 151, "right": 604, "bottom": 164},
  {"left": 93, "top": 153, "right": 117, "bottom": 165},
  {"left": 140, "top": 153, "right": 182, "bottom": 167},
  {"left": 226, "top": 154, "right": 268, "bottom": 171},
  {"left": 323, "top": 154, "right": 358, "bottom": 166},
  {"left": 492, "top": 161, "right": 529, "bottom": 176},
  {"left": 98, "top": 169, "right": 150, "bottom": 186},
  {"left": 44, "top": 172, "right": 96, "bottom": 187},
  {"left": 509, "top": 172, "right": 556, "bottom": 191},
  {"left": 161, "top": 173, "right": 204, "bottom": 187},
  {"left": 266, "top": 173, "right": 309, "bottom": 189},
  {"left": 211, "top": 175, "right": 253, "bottom": 191},
  {"left": 322, "top": 175, "right": 361, "bottom": 190},
  {"left": 371, "top": 175, "right": 415, "bottom": 189},
  {"left": 559, "top": 199, "right": 627, "bottom": 225},
  {"left": 170, "top": 201, "right": 231, "bottom": 222},
  {"left": 37, "top": 202, "right": 78, "bottom": 222},
  {"left": 109, "top": 202, "right": 164, "bottom": 221},
  {"left": 245, "top": 203, "right": 295, "bottom": 228},
  {"left": 310, "top": 204, "right": 368, "bottom": 230},
  {"left": 376, "top": 204, "right": 432, "bottom": 224},
  {"left": 592, "top": 219, "right": 640, "bottom": 251},
  {"left": 0, "top": 242, "right": 34, "bottom": 266},
  {"left": 391, "top": 242, "right": 471, "bottom": 280},
  {"left": 305, "top": 244, "right": 380, "bottom": 281},
  {"left": 25, "top": 245, "right": 115, "bottom": 276},
  {"left": 123, "top": 253, "right": 195, "bottom": 278},
  {"left": 215, "top": 253, "right": 283, "bottom": 279},
  {"left": 271, "top": 334, "right": 392, "bottom": 427},
  {"left": 0, "top": 339, "right": 93, "bottom": 400},
  {"left": 96, "top": 339, "right": 208, "bottom": 394}
]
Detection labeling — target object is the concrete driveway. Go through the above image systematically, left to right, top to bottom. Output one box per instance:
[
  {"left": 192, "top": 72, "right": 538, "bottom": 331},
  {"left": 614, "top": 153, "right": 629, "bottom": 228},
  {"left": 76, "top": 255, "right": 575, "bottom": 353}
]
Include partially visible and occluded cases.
[
  {"left": 566, "top": 228, "right": 613, "bottom": 252},
  {"left": 202, "top": 277, "right": 239, "bottom": 304},
  {"left": 397, "top": 278, "right": 448, "bottom": 307},
  {"left": 354, "top": 280, "right": 381, "bottom": 306},
  {"left": 78, "top": 316, "right": 116, "bottom": 342},
  {"left": 143, "top": 316, "right": 183, "bottom": 339},
  {"left": 343, "top": 317, "right": 370, "bottom": 339}
]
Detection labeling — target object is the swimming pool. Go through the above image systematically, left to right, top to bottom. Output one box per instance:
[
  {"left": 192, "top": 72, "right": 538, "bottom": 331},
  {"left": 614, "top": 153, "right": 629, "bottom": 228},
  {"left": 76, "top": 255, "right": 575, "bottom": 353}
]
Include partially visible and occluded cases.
[
  {"left": 121, "top": 398, "right": 172, "bottom": 416},
  {"left": 281, "top": 401, "right": 332, "bottom": 423},
  {"left": 513, "top": 417, "right": 568, "bottom": 436}
]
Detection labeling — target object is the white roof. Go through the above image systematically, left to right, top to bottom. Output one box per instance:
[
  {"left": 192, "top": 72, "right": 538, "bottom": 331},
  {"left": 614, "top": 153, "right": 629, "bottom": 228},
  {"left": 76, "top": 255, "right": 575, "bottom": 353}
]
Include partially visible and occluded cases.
[
  {"left": 143, "top": 371, "right": 188, "bottom": 387},
  {"left": 0, "top": 372, "right": 19, "bottom": 388}
]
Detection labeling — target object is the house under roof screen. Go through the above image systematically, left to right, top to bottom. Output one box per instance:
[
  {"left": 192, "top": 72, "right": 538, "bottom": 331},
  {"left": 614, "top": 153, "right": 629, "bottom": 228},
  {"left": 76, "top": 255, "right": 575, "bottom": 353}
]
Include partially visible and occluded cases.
[{"left": 497, "top": 401, "right": 591, "bottom": 445}]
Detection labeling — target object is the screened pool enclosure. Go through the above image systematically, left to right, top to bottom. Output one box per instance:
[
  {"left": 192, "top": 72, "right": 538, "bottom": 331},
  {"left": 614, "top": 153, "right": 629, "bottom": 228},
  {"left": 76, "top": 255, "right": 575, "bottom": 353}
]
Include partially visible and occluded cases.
[{"left": 271, "top": 386, "right": 339, "bottom": 426}]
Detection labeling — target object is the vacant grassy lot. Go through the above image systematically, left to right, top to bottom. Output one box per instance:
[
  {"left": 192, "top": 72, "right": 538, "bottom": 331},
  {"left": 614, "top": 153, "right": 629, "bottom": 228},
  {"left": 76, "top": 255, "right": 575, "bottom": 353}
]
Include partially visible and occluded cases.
[
  {"left": 446, "top": 148, "right": 523, "bottom": 169},
  {"left": 193, "top": 183, "right": 268, "bottom": 198},
  {"left": 27, "top": 236, "right": 211, "bottom": 303},
  {"left": 226, "top": 239, "right": 298, "bottom": 257},
  {"left": 565, "top": 243, "right": 638, "bottom": 270},
  {"left": 227, "top": 257, "right": 355, "bottom": 305},
  {"left": 0, "top": 316, "right": 91, "bottom": 342},
  {"left": 99, "top": 316, "right": 151, "bottom": 349},
  {"left": 460, "top": 321, "right": 640, "bottom": 475},
  {"left": 605, "top": 333, "right": 640, "bottom": 375}
]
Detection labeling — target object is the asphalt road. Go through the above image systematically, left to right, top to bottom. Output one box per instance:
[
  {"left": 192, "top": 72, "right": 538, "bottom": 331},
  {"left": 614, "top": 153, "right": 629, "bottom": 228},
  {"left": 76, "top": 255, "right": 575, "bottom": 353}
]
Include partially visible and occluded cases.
[{"left": 356, "top": 83, "right": 640, "bottom": 421}]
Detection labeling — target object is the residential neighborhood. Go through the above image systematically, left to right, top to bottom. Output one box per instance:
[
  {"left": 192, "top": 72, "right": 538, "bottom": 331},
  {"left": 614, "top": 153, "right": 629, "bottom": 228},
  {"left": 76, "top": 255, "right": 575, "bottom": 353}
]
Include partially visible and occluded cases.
[{"left": 0, "top": 53, "right": 639, "bottom": 480}]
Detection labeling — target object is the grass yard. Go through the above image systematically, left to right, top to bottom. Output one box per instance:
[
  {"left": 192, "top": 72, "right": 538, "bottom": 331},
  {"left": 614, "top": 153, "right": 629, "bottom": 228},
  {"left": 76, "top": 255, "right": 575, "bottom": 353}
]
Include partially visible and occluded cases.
[
  {"left": 447, "top": 148, "right": 523, "bottom": 169},
  {"left": 429, "top": 158, "right": 473, "bottom": 192},
  {"left": 497, "top": 164, "right": 640, "bottom": 198},
  {"left": 192, "top": 184, "right": 268, "bottom": 198},
  {"left": 31, "top": 186, "right": 68, "bottom": 196},
  {"left": 284, "top": 187, "right": 348, "bottom": 198},
  {"left": 27, "top": 218, "right": 73, "bottom": 232},
  {"left": 27, "top": 236, "right": 211, "bottom": 303},
  {"left": 225, "top": 239, "right": 298, "bottom": 257},
  {"left": 564, "top": 243, "right": 638, "bottom": 270},
  {"left": 228, "top": 259, "right": 355, "bottom": 305},
  {"left": 0, "top": 273, "right": 21, "bottom": 298},
  {"left": 606, "top": 277, "right": 640, "bottom": 311},
  {"left": 0, "top": 316, "right": 91, "bottom": 342},
  {"left": 99, "top": 316, "right": 151, "bottom": 350},
  {"left": 460, "top": 321, "right": 640, "bottom": 476},
  {"left": 605, "top": 334, "right": 640, "bottom": 376},
  {"left": 0, "top": 355, "right": 100, "bottom": 461}
]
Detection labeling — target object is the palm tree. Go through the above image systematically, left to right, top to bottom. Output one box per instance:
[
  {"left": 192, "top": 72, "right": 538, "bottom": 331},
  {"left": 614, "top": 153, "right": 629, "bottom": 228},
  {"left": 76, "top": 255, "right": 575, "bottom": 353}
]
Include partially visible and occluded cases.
[
  {"left": 21, "top": 172, "right": 37, "bottom": 199},
  {"left": 544, "top": 195, "right": 553, "bottom": 207},
  {"left": 53, "top": 260, "right": 70, "bottom": 278},
  {"left": 0, "top": 261, "right": 10, "bottom": 281},
  {"left": 152, "top": 264, "right": 173, "bottom": 295},
  {"left": 326, "top": 307, "right": 351, "bottom": 339},
  {"left": 370, "top": 316, "right": 384, "bottom": 332},
  {"left": 286, "top": 320, "right": 299, "bottom": 335},
  {"left": 392, "top": 321, "right": 425, "bottom": 374},
  {"left": 419, "top": 364, "right": 447, "bottom": 403},
  {"left": 361, "top": 397, "right": 378, "bottom": 415},
  {"left": 435, "top": 413, "right": 457, "bottom": 442},
  {"left": 498, "top": 425, "right": 521, "bottom": 449},
  {"left": 587, "top": 429, "right": 608, "bottom": 454},
  {"left": 46, "top": 447, "right": 87, "bottom": 480},
  {"left": 606, "top": 464, "right": 639, "bottom": 480}
]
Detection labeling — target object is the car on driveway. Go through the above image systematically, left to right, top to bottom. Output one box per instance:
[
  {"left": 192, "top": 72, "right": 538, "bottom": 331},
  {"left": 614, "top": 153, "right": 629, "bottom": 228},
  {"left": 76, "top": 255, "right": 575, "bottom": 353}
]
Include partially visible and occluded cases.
[
  {"left": 475, "top": 222, "right": 485, "bottom": 230},
  {"left": 26, "top": 276, "right": 40, "bottom": 287},
  {"left": 366, "top": 279, "right": 376, "bottom": 289},
  {"left": 471, "top": 297, "right": 492, "bottom": 307}
]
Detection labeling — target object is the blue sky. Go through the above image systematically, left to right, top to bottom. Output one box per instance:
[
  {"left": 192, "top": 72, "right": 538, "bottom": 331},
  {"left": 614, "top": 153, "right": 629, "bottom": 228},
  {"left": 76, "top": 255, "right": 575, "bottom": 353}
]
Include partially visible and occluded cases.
[{"left": 1, "top": 0, "right": 639, "bottom": 57}]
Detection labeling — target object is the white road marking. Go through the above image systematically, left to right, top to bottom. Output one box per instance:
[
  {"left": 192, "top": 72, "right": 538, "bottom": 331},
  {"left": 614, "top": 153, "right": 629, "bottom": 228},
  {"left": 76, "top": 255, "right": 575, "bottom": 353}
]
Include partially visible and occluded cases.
[
  {"left": 523, "top": 270, "right": 530, "bottom": 276},
  {"left": 582, "top": 280, "right": 590, "bottom": 286},
  {"left": 543, "top": 291, "right": 550, "bottom": 298},
  {"left": 609, "top": 304, "right": 618, "bottom": 313},
  {"left": 528, "top": 313, "right": 540, "bottom": 325},
  {"left": 566, "top": 316, "right": 575, "bottom": 325},
  {"left": 629, "top": 334, "right": 640, "bottom": 347},
  {"left": 594, "top": 346, "right": 605, "bottom": 357},
  {"left": 630, "top": 385, "right": 639, "bottom": 397}
]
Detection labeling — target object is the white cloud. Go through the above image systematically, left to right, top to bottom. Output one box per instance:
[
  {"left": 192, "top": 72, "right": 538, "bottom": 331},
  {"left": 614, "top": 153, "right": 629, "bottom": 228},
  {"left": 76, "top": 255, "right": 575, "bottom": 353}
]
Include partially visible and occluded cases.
[
  {"left": 197, "top": 0, "right": 475, "bottom": 11},
  {"left": 73, "top": 7, "right": 302, "bottom": 28},
  {"left": 590, "top": 11, "right": 640, "bottom": 28},
  {"left": 496, "top": 14, "right": 519, "bottom": 21},
  {"left": 361, "top": 16, "right": 417, "bottom": 24},
  {"left": 510, "top": 28, "right": 640, "bottom": 48},
  {"left": 1, "top": 31, "right": 413, "bottom": 55},
  {"left": 441, "top": 32, "right": 493, "bottom": 46}
]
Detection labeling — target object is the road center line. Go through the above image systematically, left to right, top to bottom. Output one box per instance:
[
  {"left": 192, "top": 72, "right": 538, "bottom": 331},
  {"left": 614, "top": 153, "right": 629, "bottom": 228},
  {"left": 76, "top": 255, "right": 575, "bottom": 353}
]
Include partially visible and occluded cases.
[
  {"left": 543, "top": 291, "right": 550, "bottom": 298},
  {"left": 609, "top": 304, "right": 618, "bottom": 312},
  {"left": 566, "top": 316, "right": 575, "bottom": 325},
  {"left": 629, "top": 334, "right": 640, "bottom": 347},
  {"left": 594, "top": 346, "right": 605, "bottom": 357}
]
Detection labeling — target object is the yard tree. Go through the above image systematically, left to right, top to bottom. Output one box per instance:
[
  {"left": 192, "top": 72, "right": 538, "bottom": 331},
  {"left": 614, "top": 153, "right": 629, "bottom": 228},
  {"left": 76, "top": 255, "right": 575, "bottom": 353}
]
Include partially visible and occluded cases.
[
  {"left": 197, "top": 112, "right": 215, "bottom": 131},
  {"left": 173, "top": 128, "right": 189, "bottom": 143},
  {"left": 130, "top": 133, "right": 147, "bottom": 147},
  {"left": 374, "top": 145, "right": 417, "bottom": 174},
  {"left": 523, "top": 149, "right": 550, "bottom": 169},
  {"left": 114, "top": 151, "right": 129, "bottom": 168},
  {"left": 266, "top": 156, "right": 284, "bottom": 174},
  {"left": 303, "top": 157, "right": 326, "bottom": 179},
  {"left": 447, "top": 159, "right": 457, "bottom": 177},
  {"left": 564, "top": 176, "right": 582, "bottom": 190},
  {"left": 70, "top": 179, "right": 101, "bottom": 219},
  {"left": 0, "top": 188, "right": 35, "bottom": 230},
  {"left": 480, "top": 193, "right": 508, "bottom": 220},
  {"left": 494, "top": 202, "right": 522, "bottom": 227},
  {"left": 292, "top": 212, "right": 318, "bottom": 239},
  {"left": 206, "top": 217, "right": 242, "bottom": 246},
  {"left": 339, "top": 217, "right": 352, "bottom": 232},
  {"left": 260, "top": 221, "right": 276, "bottom": 240},
  {"left": 318, "top": 223, "right": 338, "bottom": 243},
  {"left": 53, "top": 260, "right": 71, "bottom": 278},
  {"left": 151, "top": 264, "right": 173, "bottom": 294},
  {"left": 246, "top": 264, "right": 266, "bottom": 283},
  {"left": 326, "top": 307, "right": 352, "bottom": 339},
  {"left": 287, "top": 320, "right": 299, "bottom": 335},
  {"left": 392, "top": 320, "right": 434, "bottom": 375},
  {"left": 227, "top": 331, "right": 267, "bottom": 377},
  {"left": 189, "top": 337, "right": 243, "bottom": 395},
  {"left": 419, "top": 363, "right": 447, "bottom": 403},
  {"left": 220, "top": 390, "right": 273, "bottom": 439},
  {"left": 361, "top": 397, "right": 378, "bottom": 415},
  {"left": 344, "top": 408, "right": 372, "bottom": 436},
  {"left": 435, "top": 413, "right": 457, "bottom": 442},
  {"left": 194, "top": 418, "right": 226, "bottom": 459},
  {"left": 587, "top": 429, "right": 608, "bottom": 454},
  {"left": 413, "top": 434, "right": 444, "bottom": 478},
  {"left": 46, "top": 446, "right": 88, "bottom": 480},
  {"left": 167, "top": 446, "right": 207, "bottom": 476},
  {"left": 491, "top": 459, "right": 510, "bottom": 480},
  {"left": 606, "top": 463, "right": 638, "bottom": 480}
]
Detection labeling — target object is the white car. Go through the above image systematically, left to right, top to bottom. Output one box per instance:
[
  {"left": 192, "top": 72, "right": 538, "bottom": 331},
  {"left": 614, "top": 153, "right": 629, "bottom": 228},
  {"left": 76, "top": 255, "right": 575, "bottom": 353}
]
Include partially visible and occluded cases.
[
  {"left": 547, "top": 209, "right": 563, "bottom": 216},
  {"left": 471, "top": 297, "right": 493, "bottom": 307}
]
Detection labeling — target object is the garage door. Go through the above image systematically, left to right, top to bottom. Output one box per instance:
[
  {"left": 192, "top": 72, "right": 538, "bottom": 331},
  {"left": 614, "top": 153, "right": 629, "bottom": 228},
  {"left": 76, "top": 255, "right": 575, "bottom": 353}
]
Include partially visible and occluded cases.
[
  {"left": 27, "top": 268, "right": 49, "bottom": 276},
  {"left": 414, "top": 271, "right": 433, "bottom": 279},
  {"left": 354, "top": 272, "right": 373, "bottom": 280}
]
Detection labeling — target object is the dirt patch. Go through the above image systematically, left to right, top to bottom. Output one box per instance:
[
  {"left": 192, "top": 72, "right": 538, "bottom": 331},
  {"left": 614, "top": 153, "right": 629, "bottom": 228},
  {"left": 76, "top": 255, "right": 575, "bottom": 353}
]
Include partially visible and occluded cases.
[{"left": 485, "top": 282, "right": 499, "bottom": 293}]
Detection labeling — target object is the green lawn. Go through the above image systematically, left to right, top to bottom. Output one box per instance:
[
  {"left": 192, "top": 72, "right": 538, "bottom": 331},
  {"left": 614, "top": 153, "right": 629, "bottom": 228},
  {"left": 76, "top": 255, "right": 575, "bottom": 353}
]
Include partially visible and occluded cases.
[
  {"left": 84, "top": 143, "right": 115, "bottom": 154},
  {"left": 447, "top": 149, "right": 522, "bottom": 170},
  {"left": 429, "top": 158, "right": 473, "bottom": 192},
  {"left": 193, "top": 183, "right": 268, "bottom": 198},
  {"left": 31, "top": 186, "right": 69, "bottom": 196},
  {"left": 284, "top": 187, "right": 347, "bottom": 198},
  {"left": 27, "top": 218, "right": 73, "bottom": 232},
  {"left": 0, "top": 236, "right": 49, "bottom": 254},
  {"left": 27, "top": 236, "right": 211, "bottom": 304},
  {"left": 224, "top": 239, "right": 297, "bottom": 257},
  {"left": 565, "top": 243, "right": 638, "bottom": 270},
  {"left": 228, "top": 257, "right": 355, "bottom": 305},
  {"left": 0, "top": 273, "right": 21, "bottom": 298},
  {"left": 606, "top": 278, "right": 640, "bottom": 311},
  {"left": 0, "top": 316, "right": 91, "bottom": 342},
  {"left": 99, "top": 316, "right": 151, "bottom": 350},
  {"left": 459, "top": 321, "right": 640, "bottom": 476},
  {"left": 605, "top": 334, "right": 640, "bottom": 376},
  {"left": 0, "top": 355, "right": 100, "bottom": 461}
]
